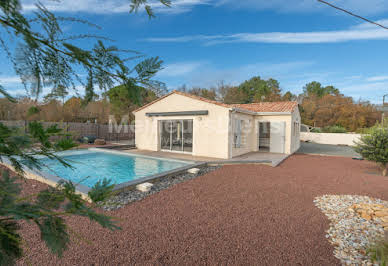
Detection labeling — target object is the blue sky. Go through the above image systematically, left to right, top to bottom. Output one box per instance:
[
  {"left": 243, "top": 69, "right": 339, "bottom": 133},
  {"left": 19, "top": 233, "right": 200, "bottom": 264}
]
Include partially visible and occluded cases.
[{"left": 2, "top": 0, "right": 388, "bottom": 103}]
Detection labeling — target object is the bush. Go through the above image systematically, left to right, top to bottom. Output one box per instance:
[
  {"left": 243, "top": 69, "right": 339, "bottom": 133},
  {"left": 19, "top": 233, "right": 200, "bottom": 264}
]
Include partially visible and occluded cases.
[
  {"left": 322, "top": 125, "right": 347, "bottom": 133},
  {"left": 354, "top": 125, "right": 388, "bottom": 176},
  {"left": 310, "top": 127, "right": 322, "bottom": 133},
  {"left": 368, "top": 240, "right": 388, "bottom": 265}
]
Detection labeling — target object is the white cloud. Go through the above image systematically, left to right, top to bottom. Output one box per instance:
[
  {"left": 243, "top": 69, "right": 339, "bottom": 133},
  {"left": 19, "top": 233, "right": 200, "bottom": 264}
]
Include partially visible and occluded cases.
[
  {"left": 21, "top": 0, "right": 211, "bottom": 14},
  {"left": 217, "top": 0, "right": 388, "bottom": 16},
  {"left": 144, "top": 19, "right": 388, "bottom": 44},
  {"left": 161, "top": 60, "right": 314, "bottom": 89},
  {"left": 157, "top": 61, "right": 204, "bottom": 77},
  {"left": 366, "top": 75, "right": 388, "bottom": 82},
  {"left": 0, "top": 76, "right": 22, "bottom": 84},
  {"left": 341, "top": 81, "right": 388, "bottom": 102}
]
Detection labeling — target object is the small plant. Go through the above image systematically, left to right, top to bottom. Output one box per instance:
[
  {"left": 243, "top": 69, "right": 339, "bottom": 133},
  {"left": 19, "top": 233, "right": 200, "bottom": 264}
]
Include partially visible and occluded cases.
[
  {"left": 323, "top": 125, "right": 347, "bottom": 133},
  {"left": 354, "top": 125, "right": 388, "bottom": 176},
  {"left": 310, "top": 127, "right": 322, "bottom": 133},
  {"left": 368, "top": 240, "right": 388, "bottom": 265}
]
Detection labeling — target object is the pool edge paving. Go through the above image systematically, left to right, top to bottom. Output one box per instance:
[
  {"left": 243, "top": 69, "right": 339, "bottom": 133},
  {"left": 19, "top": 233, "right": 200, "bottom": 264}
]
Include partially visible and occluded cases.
[{"left": 0, "top": 149, "right": 204, "bottom": 202}]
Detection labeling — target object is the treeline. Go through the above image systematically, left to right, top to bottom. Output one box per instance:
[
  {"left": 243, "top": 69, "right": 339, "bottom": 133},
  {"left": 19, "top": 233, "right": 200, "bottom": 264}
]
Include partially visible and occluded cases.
[
  {"left": 1, "top": 76, "right": 381, "bottom": 131},
  {"left": 177, "top": 77, "right": 380, "bottom": 132},
  {"left": 0, "top": 85, "right": 157, "bottom": 123}
]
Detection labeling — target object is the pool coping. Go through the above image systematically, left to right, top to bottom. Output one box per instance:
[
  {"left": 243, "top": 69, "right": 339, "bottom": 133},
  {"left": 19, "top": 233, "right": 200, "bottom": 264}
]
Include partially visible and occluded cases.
[{"left": 0, "top": 149, "right": 204, "bottom": 202}]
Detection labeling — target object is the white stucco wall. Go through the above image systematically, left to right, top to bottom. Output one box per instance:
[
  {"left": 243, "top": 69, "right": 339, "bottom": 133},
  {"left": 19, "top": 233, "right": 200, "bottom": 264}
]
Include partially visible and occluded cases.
[
  {"left": 134, "top": 93, "right": 231, "bottom": 159},
  {"left": 134, "top": 93, "right": 299, "bottom": 158},
  {"left": 290, "top": 107, "right": 301, "bottom": 153},
  {"left": 231, "top": 110, "right": 298, "bottom": 156},
  {"left": 255, "top": 114, "right": 293, "bottom": 154},
  {"left": 300, "top": 132, "right": 361, "bottom": 146}
]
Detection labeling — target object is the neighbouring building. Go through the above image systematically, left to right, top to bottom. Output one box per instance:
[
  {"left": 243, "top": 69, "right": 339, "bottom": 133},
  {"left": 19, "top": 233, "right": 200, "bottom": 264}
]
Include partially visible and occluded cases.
[{"left": 133, "top": 91, "right": 300, "bottom": 159}]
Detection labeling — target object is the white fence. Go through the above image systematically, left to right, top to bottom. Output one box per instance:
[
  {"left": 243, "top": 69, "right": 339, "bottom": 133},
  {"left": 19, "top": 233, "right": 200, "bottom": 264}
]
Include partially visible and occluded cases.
[{"left": 300, "top": 132, "right": 361, "bottom": 146}]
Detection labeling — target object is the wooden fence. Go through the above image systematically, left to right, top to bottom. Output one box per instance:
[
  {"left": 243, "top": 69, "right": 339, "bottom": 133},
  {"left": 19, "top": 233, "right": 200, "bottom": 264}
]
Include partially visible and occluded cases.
[{"left": 0, "top": 120, "right": 135, "bottom": 141}]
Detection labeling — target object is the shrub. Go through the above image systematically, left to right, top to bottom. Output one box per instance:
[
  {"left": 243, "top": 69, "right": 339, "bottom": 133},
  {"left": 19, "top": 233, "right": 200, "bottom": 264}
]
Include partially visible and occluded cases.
[
  {"left": 322, "top": 125, "right": 347, "bottom": 133},
  {"left": 354, "top": 126, "right": 388, "bottom": 176},
  {"left": 310, "top": 127, "right": 322, "bottom": 133},
  {"left": 368, "top": 240, "right": 388, "bottom": 265}
]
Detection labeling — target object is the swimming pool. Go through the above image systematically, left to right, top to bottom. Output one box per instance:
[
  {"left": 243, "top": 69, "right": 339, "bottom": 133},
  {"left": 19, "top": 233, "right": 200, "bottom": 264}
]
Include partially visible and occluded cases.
[{"left": 38, "top": 149, "right": 193, "bottom": 188}]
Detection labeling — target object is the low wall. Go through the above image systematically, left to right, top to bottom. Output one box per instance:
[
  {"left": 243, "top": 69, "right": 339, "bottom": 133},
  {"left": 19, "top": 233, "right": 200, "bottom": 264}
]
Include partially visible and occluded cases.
[
  {"left": 0, "top": 120, "right": 135, "bottom": 141},
  {"left": 300, "top": 132, "right": 361, "bottom": 146}
]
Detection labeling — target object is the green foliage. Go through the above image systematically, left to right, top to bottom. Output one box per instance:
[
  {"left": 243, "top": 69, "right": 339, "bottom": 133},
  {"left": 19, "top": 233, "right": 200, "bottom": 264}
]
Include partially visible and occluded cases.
[
  {"left": 0, "top": 0, "right": 173, "bottom": 263},
  {"left": 0, "top": 0, "right": 167, "bottom": 106},
  {"left": 130, "top": 0, "right": 171, "bottom": 18},
  {"left": 223, "top": 76, "right": 283, "bottom": 104},
  {"left": 237, "top": 76, "right": 282, "bottom": 103},
  {"left": 303, "top": 81, "right": 339, "bottom": 98},
  {"left": 106, "top": 83, "right": 157, "bottom": 116},
  {"left": 44, "top": 85, "right": 69, "bottom": 104},
  {"left": 178, "top": 87, "right": 217, "bottom": 101},
  {"left": 27, "top": 106, "right": 40, "bottom": 116},
  {"left": 0, "top": 118, "right": 121, "bottom": 264},
  {"left": 322, "top": 125, "right": 347, "bottom": 133},
  {"left": 354, "top": 125, "right": 388, "bottom": 175},
  {"left": 310, "top": 127, "right": 322, "bottom": 133},
  {"left": 54, "top": 138, "right": 78, "bottom": 150},
  {"left": 0, "top": 167, "right": 120, "bottom": 265},
  {"left": 88, "top": 178, "right": 115, "bottom": 203},
  {"left": 37, "top": 216, "right": 69, "bottom": 257},
  {"left": 0, "top": 219, "right": 22, "bottom": 265},
  {"left": 368, "top": 240, "right": 388, "bottom": 266}
]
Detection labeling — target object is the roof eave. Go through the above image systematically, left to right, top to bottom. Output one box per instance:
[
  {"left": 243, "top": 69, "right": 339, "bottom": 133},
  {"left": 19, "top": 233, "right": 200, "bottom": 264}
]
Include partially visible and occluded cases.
[{"left": 232, "top": 108, "right": 292, "bottom": 116}]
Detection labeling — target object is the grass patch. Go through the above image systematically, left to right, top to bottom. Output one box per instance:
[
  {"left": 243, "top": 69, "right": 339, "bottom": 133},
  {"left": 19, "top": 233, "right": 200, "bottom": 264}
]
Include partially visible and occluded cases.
[{"left": 368, "top": 240, "right": 388, "bottom": 266}]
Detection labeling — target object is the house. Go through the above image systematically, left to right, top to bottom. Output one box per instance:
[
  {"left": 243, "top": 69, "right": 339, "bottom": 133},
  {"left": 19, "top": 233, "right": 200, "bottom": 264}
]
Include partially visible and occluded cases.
[{"left": 133, "top": 91, "right": 300, "bottom": 159}]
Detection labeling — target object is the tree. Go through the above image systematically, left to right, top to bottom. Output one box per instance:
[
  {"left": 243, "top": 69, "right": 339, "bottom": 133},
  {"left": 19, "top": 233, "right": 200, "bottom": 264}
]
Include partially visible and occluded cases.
[
  {"left": 0, "top": 0, "right": 171, "bottom": 264},
  {"left": 0, "top": 1, "right": 169, "bottom": 106},
  {"left": 223, "top": 76, "right": 283, "bottom": 104},
  {"left": 303, "top": 81, "right": 339, "bottom": 98},
  {"left": 106, "top": 83, "right": 157, "bottom": 118},
  {"left": 44, "top": 85, "right": 69, "bottom": 105},
  {"left": 223, "top": 86, "right": 247, "bottom": 104},
  {"left": 186, "top": 87, "right": 217, "bottom": 100},
  {"left": 300, "top": 89, "right": 380, "bottom": 131},
  {"left": 282, "top": 91, "right": 296, "bottom": 101},
  {"left": 63, "top": 97, "right": 82, "bottom": 121},
  {"left": 0, "top": 121, "right": 120, "bottom": 265},
  {"left": 354, "top": 126, "right": 388, "bottom": 176}
]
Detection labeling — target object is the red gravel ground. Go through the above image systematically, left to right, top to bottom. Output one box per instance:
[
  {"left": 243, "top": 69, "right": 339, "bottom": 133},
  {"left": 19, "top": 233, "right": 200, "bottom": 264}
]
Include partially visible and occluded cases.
[{"left": 15, "top": 154, "right": 388, "bottom": 265}]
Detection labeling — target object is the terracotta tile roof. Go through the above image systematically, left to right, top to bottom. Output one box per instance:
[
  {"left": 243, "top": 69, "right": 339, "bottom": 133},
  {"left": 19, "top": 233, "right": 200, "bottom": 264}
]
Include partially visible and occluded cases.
[
  {"left": 133, "top": 91, "right": 298, "bottom": 113},
  {"left": 231, "top": 102, "right": 298, "bottom": 113}
]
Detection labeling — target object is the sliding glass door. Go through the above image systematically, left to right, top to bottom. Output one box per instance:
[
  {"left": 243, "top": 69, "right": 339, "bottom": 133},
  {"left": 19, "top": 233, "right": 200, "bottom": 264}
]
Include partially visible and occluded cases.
[{"left": 159, "top": 120, "right": 193, "bottom": 153}]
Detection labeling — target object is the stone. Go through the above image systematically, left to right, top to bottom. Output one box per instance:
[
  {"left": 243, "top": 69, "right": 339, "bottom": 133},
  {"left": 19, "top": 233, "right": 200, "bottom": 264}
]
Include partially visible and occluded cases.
[
  {"left": 94, "top": 139, "right": 106, "bottom": 145},
  {"left": 187, "top": 168, "right": 200, "bottom": 174},
  {"left": 136, "top": 182, "right": 153, "bottom": 192},
  {"left": 371, "top": 204, "right": 385, "bottom": 210},
  {"left": 374, "top": 211, "right": 388, "bottom": 217},
  {"left": 360, "top": 212, "right": 372, "bottom": 220}
]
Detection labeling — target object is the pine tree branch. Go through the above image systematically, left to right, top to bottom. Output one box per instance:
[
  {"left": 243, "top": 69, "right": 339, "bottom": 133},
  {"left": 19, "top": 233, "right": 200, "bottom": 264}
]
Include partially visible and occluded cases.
[{"left": 317, "top": 0, "right": 388, "bottom": 30}]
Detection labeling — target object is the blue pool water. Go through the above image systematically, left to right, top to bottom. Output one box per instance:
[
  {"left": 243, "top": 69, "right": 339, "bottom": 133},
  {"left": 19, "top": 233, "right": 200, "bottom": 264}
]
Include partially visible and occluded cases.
[{"left": 38, "top": 150, "right": 191, "bottom": 188}]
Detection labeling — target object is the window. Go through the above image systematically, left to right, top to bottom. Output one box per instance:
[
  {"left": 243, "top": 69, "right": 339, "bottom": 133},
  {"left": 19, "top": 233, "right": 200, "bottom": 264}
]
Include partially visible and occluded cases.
[{"left": 160, "top": 120, "right": 193, "bottom": 153}]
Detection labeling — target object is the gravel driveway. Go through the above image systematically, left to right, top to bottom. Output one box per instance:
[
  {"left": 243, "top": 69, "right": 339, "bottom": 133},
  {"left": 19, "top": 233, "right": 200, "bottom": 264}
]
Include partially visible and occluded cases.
[
  {"left": 298, "top": 142, "right": 360, "bottom": 157},
  {"left": 17, "top": 154, "right": 388, "bottom": 265}
]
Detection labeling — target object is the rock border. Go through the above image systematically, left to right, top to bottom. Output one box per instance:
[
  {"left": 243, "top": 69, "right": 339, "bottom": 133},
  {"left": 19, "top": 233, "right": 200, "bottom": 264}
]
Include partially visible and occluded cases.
[
  {"left": 101, "top": 165, "right": 221, "bottom": 211},
  {"left": 314, "top": 195, "right": 388, "bottom": 265}
]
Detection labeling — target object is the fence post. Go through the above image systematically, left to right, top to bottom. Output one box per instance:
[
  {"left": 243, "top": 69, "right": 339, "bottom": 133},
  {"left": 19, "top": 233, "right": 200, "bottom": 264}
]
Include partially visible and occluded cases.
[{"left": 24, "top": 120, "right": 27, "bottom": 133}]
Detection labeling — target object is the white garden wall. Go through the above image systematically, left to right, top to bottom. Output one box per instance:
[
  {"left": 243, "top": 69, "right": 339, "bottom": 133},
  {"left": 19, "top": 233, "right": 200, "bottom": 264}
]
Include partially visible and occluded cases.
[{"left": 300, "top": 132, "right": 361, "bottom": 146}]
